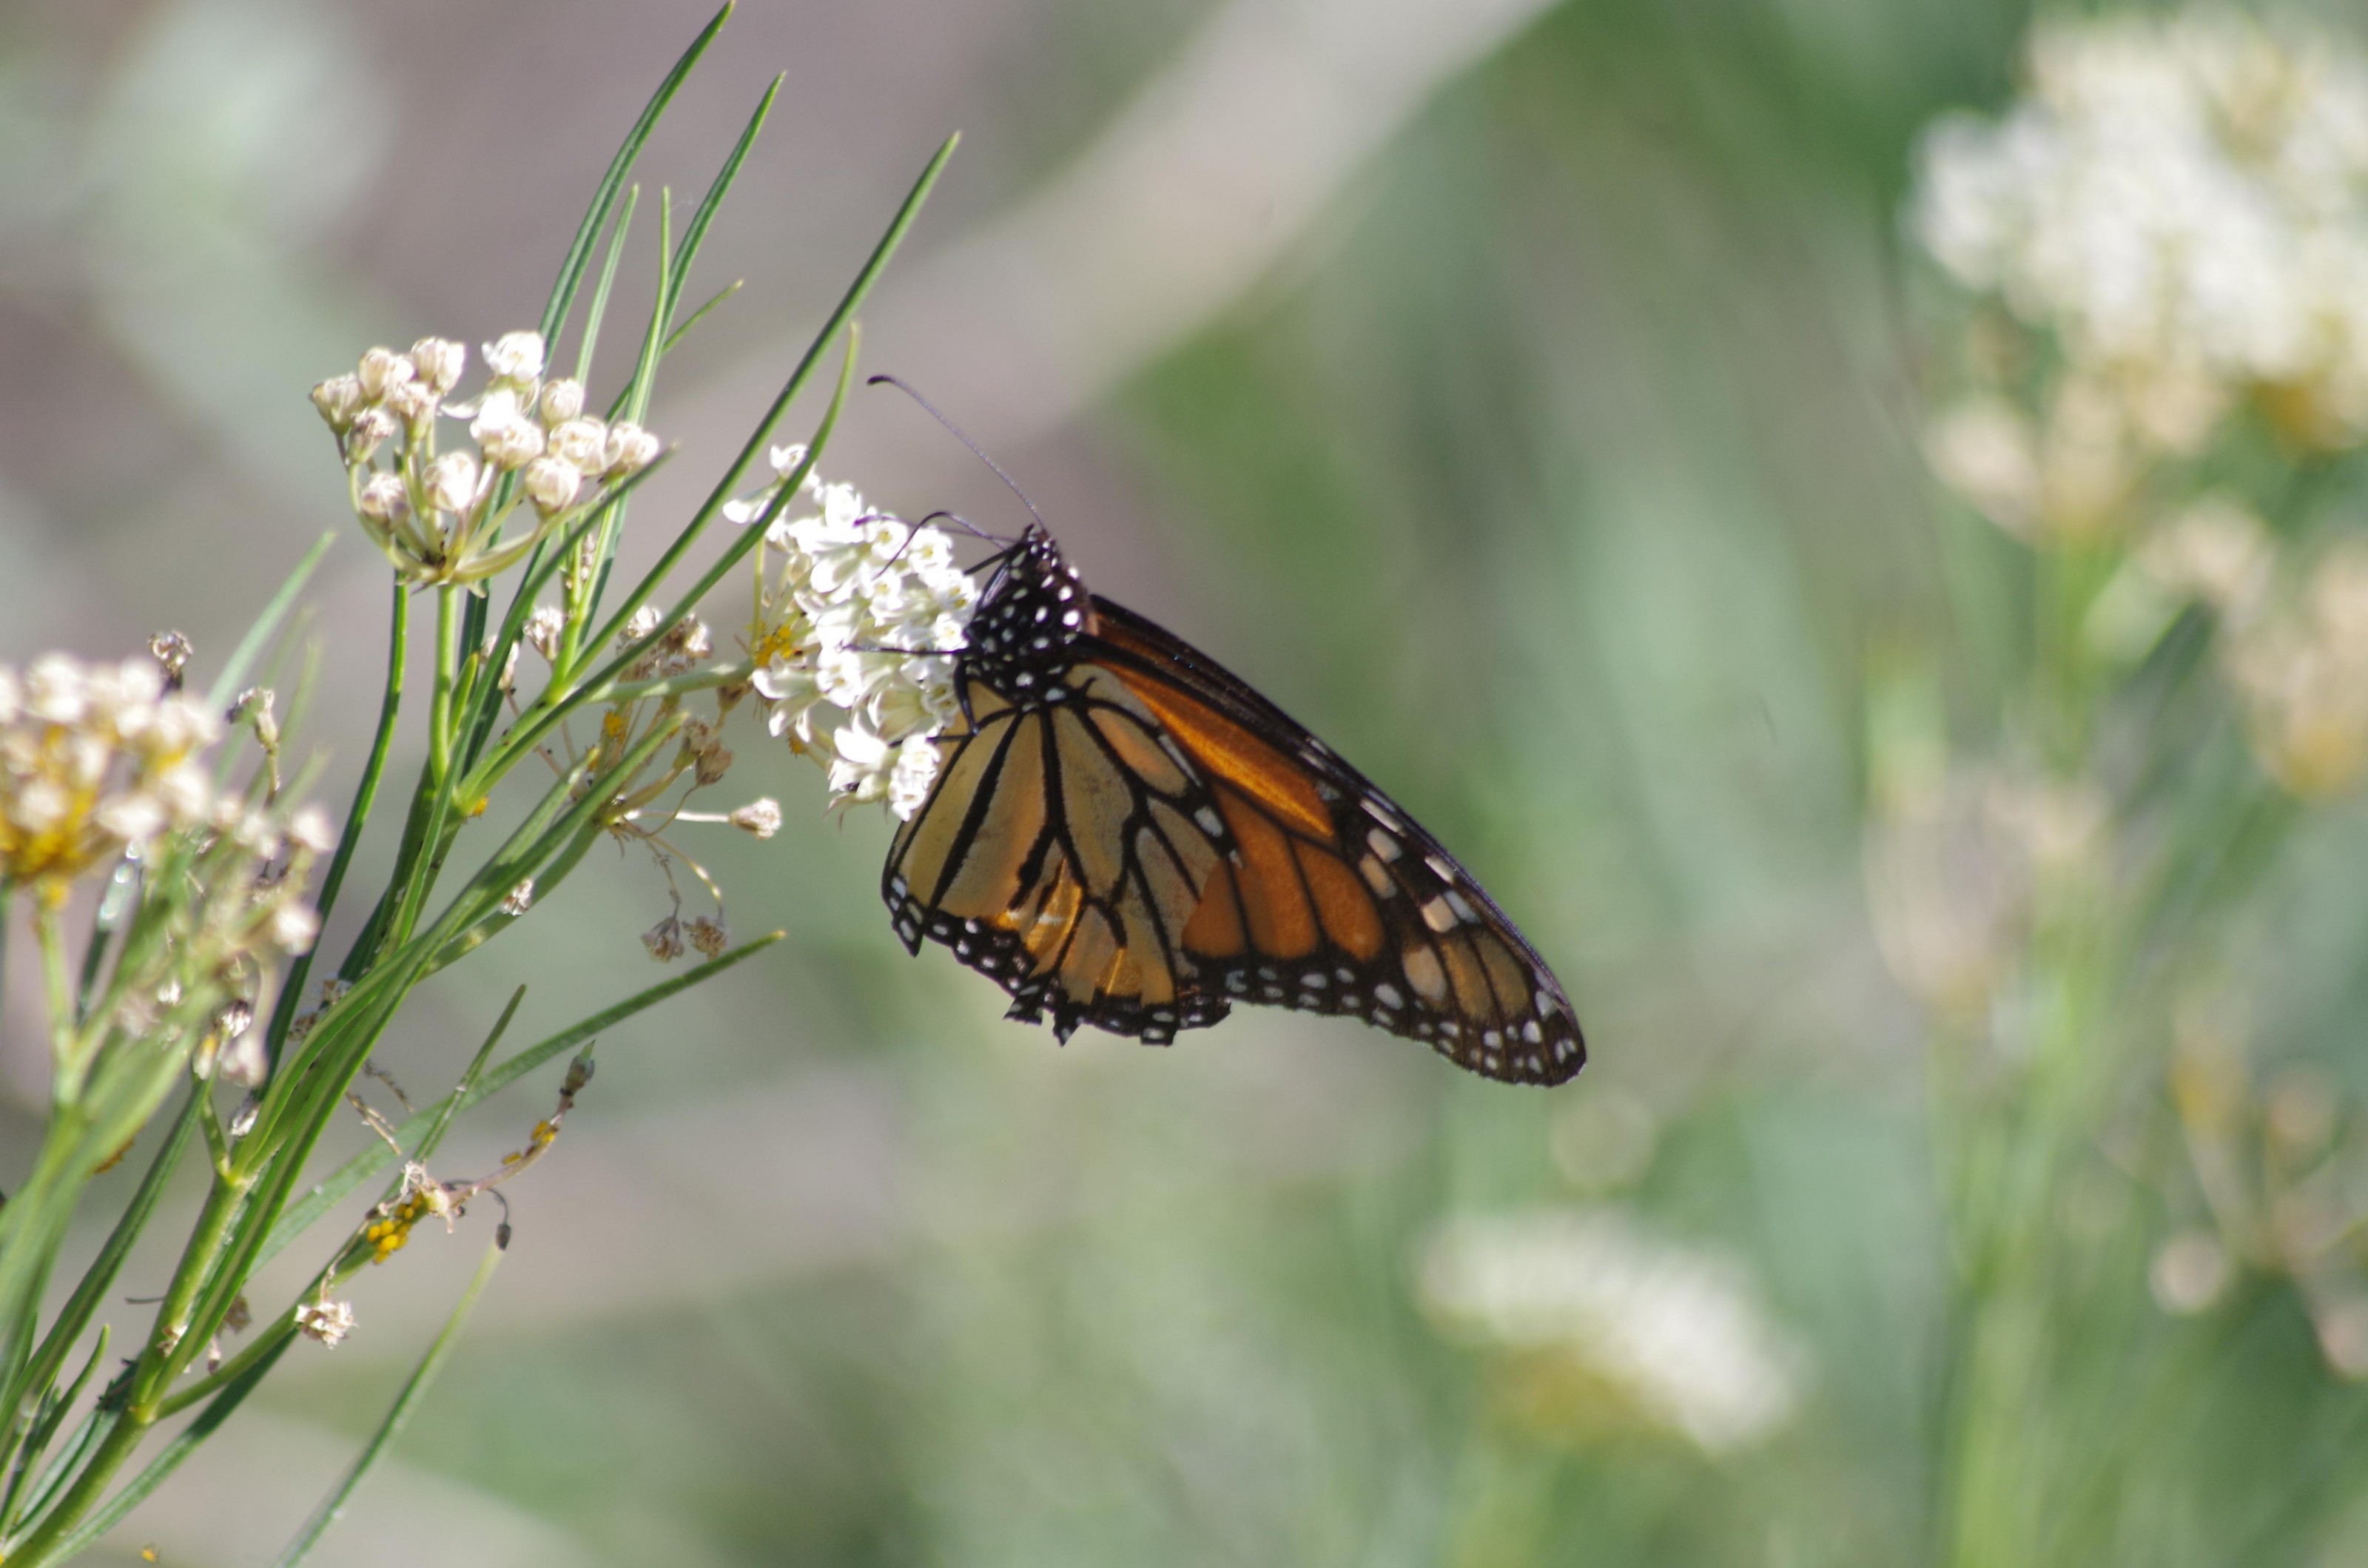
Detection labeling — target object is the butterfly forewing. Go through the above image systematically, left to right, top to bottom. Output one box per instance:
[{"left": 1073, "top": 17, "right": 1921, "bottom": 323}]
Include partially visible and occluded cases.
[{"left": 883, "top": 531, "right": 1584, "bottom": 1086}]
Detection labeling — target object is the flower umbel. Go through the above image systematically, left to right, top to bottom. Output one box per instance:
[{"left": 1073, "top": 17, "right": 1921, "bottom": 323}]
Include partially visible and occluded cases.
[
  {"left": 312, "top": 332, "right": 665, "bottom": 588},
  {"left": 739, "top": 448, "right": 972, "bottom": 819}
]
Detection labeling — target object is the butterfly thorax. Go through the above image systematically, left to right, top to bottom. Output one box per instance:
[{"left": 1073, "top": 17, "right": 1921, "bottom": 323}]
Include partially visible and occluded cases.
[{"left": 959, "top": 526, "right": 1091, "bottom": 704}]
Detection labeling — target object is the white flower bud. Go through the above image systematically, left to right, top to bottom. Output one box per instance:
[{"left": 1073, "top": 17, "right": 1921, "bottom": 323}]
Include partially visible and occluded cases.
[
  {"left": 482, "top": 331, "right": 547, "bottom": 382},
  {"left": 408, "top": 337, "right": 466, "bottom": 394},
  {"left": 357, "top": 346, "right": 414, "bottom": 402},
  {"left": 311, "top": 374, "right": 364, "bottom": 431},
  {"left": 539, "top": 377, "right": 586, "bottom": 424},
  {"left": 386, "top": 378, "right": 440, "bottom": 427},
  {"left": 470, "top": 388, "right": 545, "bottom": 470},
  {"left": 346, "top": 407, "right": 400, "bottom": 462},
  {"left": 548, "top": 417, "right": 608, "bottom": 471},
  {"left": 603, "top": 421, "right": 661, "bottom": 477},
  {"left": 423, "top": 451, "right": 480, "bottom": 515},
  {"left": 522, "top": 456, "right": 583, "bottom": 515},
  {"left": 357, "top": 473, "right": 409, "bottom": 522},
  {"left": 524, "top": 604, "right": 567, "bottom": 659},
  {"left": 621, "top": 606, "right": 663, "bottom": 645},
  {"left": 95, "top": 793, "right": 166, "bottom": 846},
  {"left": 729, "top": 798, "right": 782, "bottom": 838},
  {"left": 287, "top": 804, "right": 337, "bottom": 855},
  {"left": 502, "top": 878, "right": 535, "bottom": 916},
  {"left": 269, "top": 901, "right": 320, "bottom": 954},
  {"left": 217, "top": 1023, "right": 268, "bottom": 1088}
]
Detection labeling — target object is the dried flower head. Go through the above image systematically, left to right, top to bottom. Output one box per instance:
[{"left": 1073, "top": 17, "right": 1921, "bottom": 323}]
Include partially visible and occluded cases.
[{"left": 295, "top": 1296, "right": 356, "bottom": 1347}]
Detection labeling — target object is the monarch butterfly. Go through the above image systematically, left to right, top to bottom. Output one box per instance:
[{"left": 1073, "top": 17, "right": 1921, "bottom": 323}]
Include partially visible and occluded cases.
[{"left": 880, "top": 517, "right": 1585, "bottom": 1088}]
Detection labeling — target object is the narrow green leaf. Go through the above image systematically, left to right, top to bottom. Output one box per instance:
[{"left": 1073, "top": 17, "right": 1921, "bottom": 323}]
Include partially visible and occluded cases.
[
  {"left": 538, "top": 2, "right": 734, "bottom": 351},
  {"left": 577, "top": 131, "right": 958, "bottom": 670},
  {"left": 574, "top": 184, "right": 641, "bottom": 383},
  {"left": 662, "top": 278, "right": 745, "bottom": 354},
  {"left": 206, "top": 532, "right": 334, "bottom": 710},
  {"left": 269, "top": 579, "right": 407, "bottom": 1063},
  {"left": 255, "top": 932, "right": 781, "bottom": 1268},
  {"left": 413, "top": 987, "right": 522, "bottom": 1167},
  {"left": 0, "top": 1096, "right": 196, "bottom": 1468},
  {"left": 273, "top": 1240, "right": 503, "bottom": 1568},
  {"left": 39, "top": 1336, "right": 292, "bottom": 1563}
]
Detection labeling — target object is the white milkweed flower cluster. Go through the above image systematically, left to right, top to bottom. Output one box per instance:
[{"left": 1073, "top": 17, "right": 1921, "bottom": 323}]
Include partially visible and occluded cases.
[
  {"left": 1911, "top": 10, "right": 2368, "bottom": 540},
  {"left": 311, "top": 332, "right": 663, "bottom": 588},
  {"left": 732, "top": 445, "right": 976, "bottom": 819},
  {"left": 0, "top": 653, "right": 223, "bottom": 889},
  {"left": 1417, "top": 1208, "right": 1806, "bottom": 1454}
]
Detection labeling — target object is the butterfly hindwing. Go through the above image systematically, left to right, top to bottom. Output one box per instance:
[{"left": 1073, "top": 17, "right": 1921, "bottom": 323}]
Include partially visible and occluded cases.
[{"left": 882, "top": 530, "right": 1584, "bottom": 1086}]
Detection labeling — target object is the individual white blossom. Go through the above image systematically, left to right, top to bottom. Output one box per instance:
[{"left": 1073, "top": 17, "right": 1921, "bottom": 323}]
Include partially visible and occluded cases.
[
  {"left": 482, "top": 330, "right": 547, "bottom": 383},
  {"left": 409, "top": 336, "right": 466, "bottom": 395},
  {"left": 539, "top": 377, "right": 586, "bottom": 425},
  {"left": 470, "top": 388, "right": 545, "bottom": 471},
  {"left": 547, "top": 417, "right": 608, "bottom": 472},
  {"left": 603, "top": 422, "right": 661, "bottom": 477},
  {"left": 422, "top": 451, "right": 480, "bottom": 517},
  {"left": 522, "top": 456, "right": 583, "bottom": 516},
  {"left": 523, "top": 604, "right": 568, "bottom": 660},
  {"left": 286, "top": 804, "right": 338, "bottom": 855},
  {"left": 1418, "top": 1209, "right": 1807, "bottom": 1453}
]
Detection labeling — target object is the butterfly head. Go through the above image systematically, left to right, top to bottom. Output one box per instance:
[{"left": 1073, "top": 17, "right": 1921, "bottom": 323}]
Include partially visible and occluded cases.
[{"left": 961, "top": 525, "right": 1091, "bottom": 700}]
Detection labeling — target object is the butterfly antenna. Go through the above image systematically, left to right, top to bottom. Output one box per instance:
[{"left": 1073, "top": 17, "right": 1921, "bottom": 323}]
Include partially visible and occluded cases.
[
  {"left": 868, "top": 374, "right": 1049, "bottom": 532},
  {"left": 917, "top": 508, "right": 1006, "bottom": 545}
]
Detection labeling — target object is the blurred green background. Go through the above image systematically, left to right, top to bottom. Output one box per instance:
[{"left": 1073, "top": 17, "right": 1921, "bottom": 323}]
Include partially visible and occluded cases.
[{"left": 16, "top": 0, "right": 2355, "bottom": 1564}]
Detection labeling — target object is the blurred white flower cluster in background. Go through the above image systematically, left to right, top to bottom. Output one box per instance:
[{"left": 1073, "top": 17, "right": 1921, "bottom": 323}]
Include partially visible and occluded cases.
[
  {"left": 1914, "top": 9, "right": 2368, "bottom": 471},
  {"left": 734, "top": 446, "right": 976, "bottom": 819},
  {"left": 1417, "top": 1209, "right": 1805, "bottom": 1454}
]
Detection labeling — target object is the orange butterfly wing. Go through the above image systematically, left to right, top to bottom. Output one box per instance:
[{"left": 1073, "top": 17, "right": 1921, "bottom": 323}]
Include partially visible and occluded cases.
[{"left": 884, "top": 590, "right": 1584, "bottom": 1086}]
